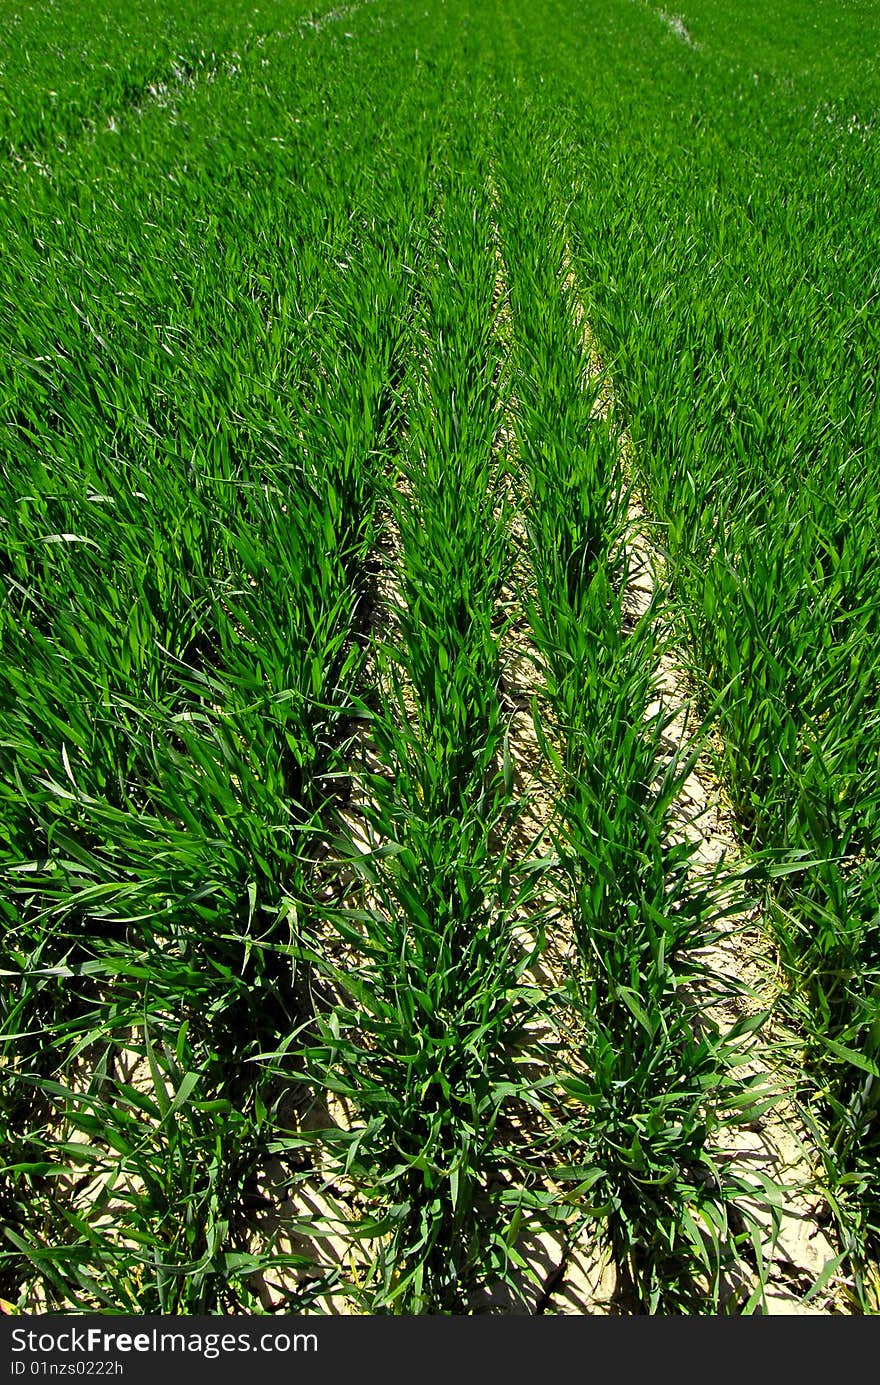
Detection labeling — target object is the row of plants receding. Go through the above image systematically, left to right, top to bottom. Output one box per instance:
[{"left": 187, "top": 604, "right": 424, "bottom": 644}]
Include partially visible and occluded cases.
[
  {"left": 500, "top": 0, "right": 880, "bottom": 1302},
  {"left": 0, "top": 3, "right": 458, "bottom": 1310},
  {"left": 278, "top": 120, "right": 536, "bottom": 1312},
  {"left": 492, "top": 126, "right": 767, "bottom": 1313}
]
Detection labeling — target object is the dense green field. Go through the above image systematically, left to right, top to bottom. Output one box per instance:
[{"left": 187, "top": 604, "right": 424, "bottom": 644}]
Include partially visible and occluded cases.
[{"left": 2, "top": 0, "right": 878, "bottom": 1314}]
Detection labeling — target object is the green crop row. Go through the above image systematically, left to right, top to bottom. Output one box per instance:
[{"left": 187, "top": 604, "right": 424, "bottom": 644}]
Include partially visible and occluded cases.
[
  {"left": 0, "top": 0, "right": 465, "bottom": 1311},
  {"left": 495, "top": 0, "right": 880, "bottom": 1296},
  {"left": 280, "top": 118, "right": 539, "bottom": 1310},
  {"left": 493, "top": 121, "right": 767, "bottom": 1313}
]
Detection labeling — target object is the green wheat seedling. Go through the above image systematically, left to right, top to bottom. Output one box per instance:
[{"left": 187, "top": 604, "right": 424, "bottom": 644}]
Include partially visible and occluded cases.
[
  {"left": 545, "top": 0, "right": 880, "bottom": 1288},
  {"left": 1, "top": 10, "right": 449, "bottom": 1308},
  {"left": 494, "top": 136, "right": 772, "bottom": 1310}
]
